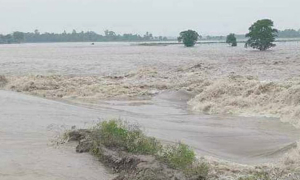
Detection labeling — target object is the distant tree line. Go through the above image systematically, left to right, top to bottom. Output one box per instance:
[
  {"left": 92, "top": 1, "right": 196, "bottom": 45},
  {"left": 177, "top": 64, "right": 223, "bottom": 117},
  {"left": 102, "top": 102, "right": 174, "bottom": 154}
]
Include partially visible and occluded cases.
[
  {"left": 1, "top": 28, "right": 299, "bottom": 45},
  {"left": 277, "top": 29, "right": 300, "bottom": 38},
  {"left": 0, "top": 30, "right": 168, "bottom": 44}
]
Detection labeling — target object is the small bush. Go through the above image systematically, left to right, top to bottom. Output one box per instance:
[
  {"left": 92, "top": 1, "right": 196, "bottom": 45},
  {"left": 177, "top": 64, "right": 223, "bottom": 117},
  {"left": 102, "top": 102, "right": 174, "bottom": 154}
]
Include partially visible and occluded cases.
[
  {"left": 86, "top": 120, "right": 209, "bottom": 179},
  {"left": 93, "top": 120, "right": 162, "bottom": 155},
  {"left": 160, "top": 143, "right": 196, "bottom": 170},
  {"left": 184, "top": 161, "right": 209, "bottom": 179}
]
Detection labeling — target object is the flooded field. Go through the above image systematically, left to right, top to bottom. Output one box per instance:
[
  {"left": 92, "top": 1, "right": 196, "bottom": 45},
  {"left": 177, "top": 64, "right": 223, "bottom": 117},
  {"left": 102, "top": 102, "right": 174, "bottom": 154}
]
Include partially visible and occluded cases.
[
  {"left": 0, "top": 42, "right": 299, "bottom": 80},
  {"left": 1, "top": 42, "right": 300, "bottom": 179},
  {"left": 1, "top": 42, "right": 300, "bottom": 126}
]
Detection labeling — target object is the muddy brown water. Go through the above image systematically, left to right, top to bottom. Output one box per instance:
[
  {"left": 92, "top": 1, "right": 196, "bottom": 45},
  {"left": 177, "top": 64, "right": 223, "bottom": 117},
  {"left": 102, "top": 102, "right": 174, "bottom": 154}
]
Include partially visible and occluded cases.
[
  {"left": 1, "top": 42, "right": 300, "bottom": 179},
  {"left": 1, "top": 42, "right": 300, "bottom": 81},
  {"left": 0, "top": 90, "right": 115, "bottom": 180},
  {"left": 1, "top": 90, "right": 299, "bottom": 180},
  {"left": 87, "top": 90, "right": 300, "bottom": 164}
]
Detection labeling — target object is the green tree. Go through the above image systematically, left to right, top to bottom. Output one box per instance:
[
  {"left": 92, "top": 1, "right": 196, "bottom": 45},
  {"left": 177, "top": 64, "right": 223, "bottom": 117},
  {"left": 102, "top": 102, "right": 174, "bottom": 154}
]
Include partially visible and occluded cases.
[
  {"left": 245, "top": 19, "right": 278, "bottom": 51},
  {"left": 178, "top": 30, "right": 200, "bottom": 47},
  {"left": 13, "top": 32, "right": 24, "bottom": 43},
  {"left": 226, "top": 33, "right": 237, "bottom": 46}
]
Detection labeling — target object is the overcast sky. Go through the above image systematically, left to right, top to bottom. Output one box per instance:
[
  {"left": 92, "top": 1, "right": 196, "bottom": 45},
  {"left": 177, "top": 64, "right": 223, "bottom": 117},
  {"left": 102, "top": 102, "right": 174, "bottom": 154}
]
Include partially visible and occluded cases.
[{"left": 0, "top": 0, "right": 299, "bottom": 36}]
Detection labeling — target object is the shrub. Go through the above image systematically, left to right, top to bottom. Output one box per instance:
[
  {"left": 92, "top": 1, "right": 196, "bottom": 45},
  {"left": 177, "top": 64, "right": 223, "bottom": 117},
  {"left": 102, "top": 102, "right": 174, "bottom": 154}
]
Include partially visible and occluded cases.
[
  {"left": 86, "top": 120, "right": 208, "bottom": 179},
  {"left": 93, "top": 120, "right": 162, "bottom": 155},
  {"left": 160, "top": 143, "right": 196, "bottom": 170},
  {"left": 184, "top": 161, "right": 209, "bottom": 179}
]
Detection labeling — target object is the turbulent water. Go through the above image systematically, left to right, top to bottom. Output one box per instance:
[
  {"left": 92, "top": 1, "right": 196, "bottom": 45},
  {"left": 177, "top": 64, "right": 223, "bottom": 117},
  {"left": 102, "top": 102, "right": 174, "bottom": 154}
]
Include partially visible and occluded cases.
[
  {"left": 0, "top": 42, "right": 299, "bottom": 79},
  {"left": 1, "top": 42, "right": 300, "bottom": 179},
  {"left": 1, "top": 42, "right": 300, "bottom": 127}
]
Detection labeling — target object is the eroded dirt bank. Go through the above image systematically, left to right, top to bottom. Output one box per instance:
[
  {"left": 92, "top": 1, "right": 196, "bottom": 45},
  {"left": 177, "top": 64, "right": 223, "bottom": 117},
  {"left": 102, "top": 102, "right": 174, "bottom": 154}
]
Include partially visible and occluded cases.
[{"left": 66, "top": 123, "right": 300, "bottom": 180}]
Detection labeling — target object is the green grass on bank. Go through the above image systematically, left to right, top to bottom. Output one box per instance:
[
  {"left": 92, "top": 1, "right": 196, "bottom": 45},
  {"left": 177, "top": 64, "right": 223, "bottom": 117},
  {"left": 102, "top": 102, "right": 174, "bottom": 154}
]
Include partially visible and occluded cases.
[
  {"left": 68, "top": 119, "right": 293, "bottom": 179},
  {"left": 89, "top": 120, "right": 209, "bottom": 178},
  {"left": 92, "top": 120, "right": 161, "bottom": 155}
]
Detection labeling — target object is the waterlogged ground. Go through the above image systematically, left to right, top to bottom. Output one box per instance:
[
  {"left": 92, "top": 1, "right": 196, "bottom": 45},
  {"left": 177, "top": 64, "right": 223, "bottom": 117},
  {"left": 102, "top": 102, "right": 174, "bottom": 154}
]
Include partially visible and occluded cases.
[
  {"left": 0, "top": 42, "right": 300, "bottom": 80},
  {"left": 1, "top": 42, "right": 300, "bottom": 179},
  {"left": 2, "top": 42, "right": 300, "bottom": 126}
]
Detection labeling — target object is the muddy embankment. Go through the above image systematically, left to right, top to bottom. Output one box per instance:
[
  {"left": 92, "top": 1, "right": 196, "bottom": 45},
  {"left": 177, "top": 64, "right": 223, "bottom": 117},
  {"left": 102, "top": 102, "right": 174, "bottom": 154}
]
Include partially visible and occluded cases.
[
  {"left": 66, "top": 123, "right": 300, "bottom": 180},
  {"left": 66, "top": 128, "right": 208, "bottom": 180}
]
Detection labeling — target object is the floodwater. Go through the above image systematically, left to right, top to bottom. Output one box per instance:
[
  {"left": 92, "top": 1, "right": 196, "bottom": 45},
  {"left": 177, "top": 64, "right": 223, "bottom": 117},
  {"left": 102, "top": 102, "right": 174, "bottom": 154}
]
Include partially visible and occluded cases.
[
  {"left": 0, "top": 42, "right": 300, "bottom": 80},
  {"left": 1, "top": 42, "right": 300, "bottom": 179},
  {"left": 1, "top": 88, "right": 299, "bottom": 180},
  {"left": 0, "top": 90, "right": 115, "bottom": 180},
  {"left": 78, "top": 90, "right": 300, "bottom": 164}
]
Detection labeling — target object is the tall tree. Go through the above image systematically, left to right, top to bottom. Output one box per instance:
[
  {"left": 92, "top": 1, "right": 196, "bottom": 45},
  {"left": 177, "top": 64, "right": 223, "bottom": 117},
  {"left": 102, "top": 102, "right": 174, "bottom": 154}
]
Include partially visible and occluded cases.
[
  {"left": 245, "top": 19, "right": 278, "bottom": 51},
  {"left": 178, "top": 30, "right": 200, "bottom": 47},
  {"left": 226, "top": 33, "right": 237, "bottom": 47}
]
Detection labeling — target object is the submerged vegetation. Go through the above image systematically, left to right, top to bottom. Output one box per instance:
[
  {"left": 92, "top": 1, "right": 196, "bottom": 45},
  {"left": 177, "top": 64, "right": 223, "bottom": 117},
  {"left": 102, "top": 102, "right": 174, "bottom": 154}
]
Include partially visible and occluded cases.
[
  {"left": 245, "top": 19, "right": 278, "bottom": 51},
  {"left": 178, "top": 30, "right": 200, "bottom": 47},
  {"left": 226, "top": 33, "right": 237, "bottom": 47}
]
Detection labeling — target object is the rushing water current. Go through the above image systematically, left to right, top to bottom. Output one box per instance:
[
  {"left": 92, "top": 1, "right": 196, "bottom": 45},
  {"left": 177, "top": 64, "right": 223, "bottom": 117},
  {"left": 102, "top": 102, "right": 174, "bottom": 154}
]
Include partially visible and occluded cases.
[{"left": 1, "top": 42, "right": 300, "bottom": 179}]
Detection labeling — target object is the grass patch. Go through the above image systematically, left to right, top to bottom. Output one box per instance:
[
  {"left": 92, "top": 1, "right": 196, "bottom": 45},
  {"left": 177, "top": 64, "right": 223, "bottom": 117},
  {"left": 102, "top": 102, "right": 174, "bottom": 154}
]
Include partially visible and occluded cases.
[
  {"left": 65, "top": 119, "right": 211, "bottom": 179},
  {"left": 90, "top": 120, "right": 208, "bottom": 174},
  {"left": 92, "top": 120, "right": 162, "bottom": 155},
  {"left": 160, "top": 143, "right": 195, "bottom": 169},
  {"left": 184, "top": 161, "right": 210, "bottom": 179}
]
